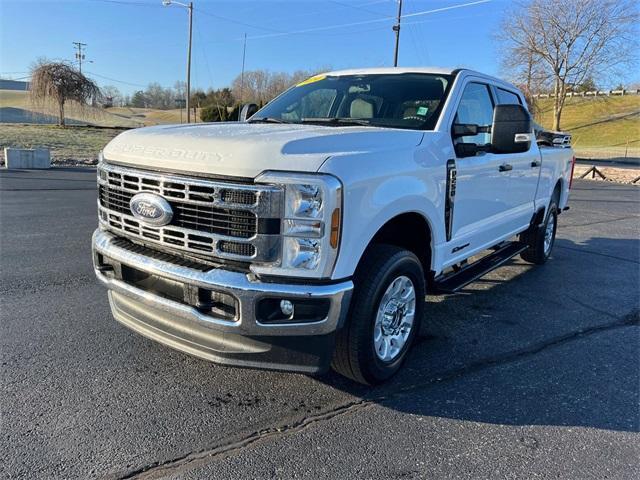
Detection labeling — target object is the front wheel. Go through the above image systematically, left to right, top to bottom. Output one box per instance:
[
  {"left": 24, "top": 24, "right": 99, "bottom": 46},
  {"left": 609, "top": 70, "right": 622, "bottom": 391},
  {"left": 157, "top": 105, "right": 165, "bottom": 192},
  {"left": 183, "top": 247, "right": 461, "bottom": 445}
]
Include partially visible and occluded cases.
[
  {"left": 520, "top": 200, "right": 558, "bottom": 264},
  {"left": 331, "top": 245, "right": 425, "bottom": 385}
]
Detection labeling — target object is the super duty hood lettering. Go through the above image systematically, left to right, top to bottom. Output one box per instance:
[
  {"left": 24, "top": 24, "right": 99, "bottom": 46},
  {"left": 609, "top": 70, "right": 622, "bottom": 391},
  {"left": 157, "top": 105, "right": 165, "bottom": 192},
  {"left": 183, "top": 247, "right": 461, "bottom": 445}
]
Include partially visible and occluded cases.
[{"left": 102, "top": 123, "right": 424, "bottom": 178}]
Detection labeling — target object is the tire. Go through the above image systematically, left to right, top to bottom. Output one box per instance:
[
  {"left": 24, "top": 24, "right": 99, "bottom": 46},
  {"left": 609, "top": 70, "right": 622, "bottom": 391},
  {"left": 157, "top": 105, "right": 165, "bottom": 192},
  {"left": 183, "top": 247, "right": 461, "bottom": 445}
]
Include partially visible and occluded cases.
[
  {"left": 520, "top": 199, "right": 558, "bottom": 264},
  {"left": 331, "top": 244, "right": 425, "bottom": 385}
]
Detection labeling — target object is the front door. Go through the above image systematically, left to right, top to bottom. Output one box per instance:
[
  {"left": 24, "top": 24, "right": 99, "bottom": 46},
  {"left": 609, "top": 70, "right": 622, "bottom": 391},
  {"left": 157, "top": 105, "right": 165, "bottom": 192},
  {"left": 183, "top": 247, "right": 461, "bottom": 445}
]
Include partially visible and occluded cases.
[{"left": 446, "top": 81, "right": 515, "bottom": 262}]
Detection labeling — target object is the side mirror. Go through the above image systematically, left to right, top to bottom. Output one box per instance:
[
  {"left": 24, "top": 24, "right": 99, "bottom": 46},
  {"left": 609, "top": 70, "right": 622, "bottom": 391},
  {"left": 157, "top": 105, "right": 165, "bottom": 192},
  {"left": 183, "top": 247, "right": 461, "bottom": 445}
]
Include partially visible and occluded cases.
[
  {"left": 239, "top": 103, "right": 259, "bottom": 122},
  {"left": 491, "top": 104, "right": 532, "bottom": 154},
  {"left": 452, "top": 123, "right": 479, "bottom": 137},
  {"left": 454, "top": 143, "right": 479, "bottom": 158}
]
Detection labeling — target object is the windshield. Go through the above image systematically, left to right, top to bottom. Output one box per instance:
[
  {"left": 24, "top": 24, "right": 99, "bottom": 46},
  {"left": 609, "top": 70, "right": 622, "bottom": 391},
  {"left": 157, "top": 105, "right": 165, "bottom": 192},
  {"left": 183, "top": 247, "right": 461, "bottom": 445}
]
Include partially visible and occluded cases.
[{"left": 251, "top": 73, "right": 453, "bottom": 130}]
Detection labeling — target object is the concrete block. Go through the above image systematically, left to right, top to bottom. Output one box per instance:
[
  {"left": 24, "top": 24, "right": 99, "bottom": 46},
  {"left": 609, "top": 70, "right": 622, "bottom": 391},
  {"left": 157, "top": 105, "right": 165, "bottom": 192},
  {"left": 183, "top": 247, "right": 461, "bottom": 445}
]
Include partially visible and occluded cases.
[{"left": 4, "top": 148, "right": 51, "bottom": 169}]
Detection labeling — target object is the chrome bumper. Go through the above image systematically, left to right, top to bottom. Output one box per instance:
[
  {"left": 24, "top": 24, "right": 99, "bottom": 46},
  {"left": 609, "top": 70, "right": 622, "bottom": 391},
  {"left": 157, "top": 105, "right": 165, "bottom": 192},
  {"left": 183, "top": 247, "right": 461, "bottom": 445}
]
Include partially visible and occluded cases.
[{"left": 92, "top": 229, "right": 353, "bottom": 372}]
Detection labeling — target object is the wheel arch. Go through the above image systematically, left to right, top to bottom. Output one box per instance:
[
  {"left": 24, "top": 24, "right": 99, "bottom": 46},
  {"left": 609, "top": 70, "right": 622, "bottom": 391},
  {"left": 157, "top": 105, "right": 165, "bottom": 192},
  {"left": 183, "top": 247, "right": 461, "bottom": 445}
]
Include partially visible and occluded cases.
[
  {"left": 552, "top": 178, "right": 562, "bottom": 202},
  {"left": 357, "top": 212, "right": 434, "bottom": 280}
]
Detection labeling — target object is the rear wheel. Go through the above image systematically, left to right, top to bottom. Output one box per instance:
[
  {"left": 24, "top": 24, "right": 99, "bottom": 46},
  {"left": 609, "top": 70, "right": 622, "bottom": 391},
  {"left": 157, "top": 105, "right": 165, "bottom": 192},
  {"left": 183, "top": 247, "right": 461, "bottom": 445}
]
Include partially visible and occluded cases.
[
  {"left": 520, "top": 200, "right": 558, "bottom": 264},
  {"left": 332, "top": 245, "right": 425, "bottom": 385}
]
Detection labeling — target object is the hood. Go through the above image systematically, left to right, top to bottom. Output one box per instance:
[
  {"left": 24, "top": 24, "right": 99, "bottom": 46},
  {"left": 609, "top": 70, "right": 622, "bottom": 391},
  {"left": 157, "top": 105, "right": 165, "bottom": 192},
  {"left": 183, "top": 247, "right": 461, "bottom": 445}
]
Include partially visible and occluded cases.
[{"left": 102, "top": 122, "right": 425, "bottom": 178}]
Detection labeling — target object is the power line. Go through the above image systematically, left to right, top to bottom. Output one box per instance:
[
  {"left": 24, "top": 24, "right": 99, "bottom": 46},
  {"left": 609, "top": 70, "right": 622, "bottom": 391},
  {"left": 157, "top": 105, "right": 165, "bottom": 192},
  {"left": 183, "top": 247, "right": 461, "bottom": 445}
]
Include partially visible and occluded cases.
[
  {"left": 88, "top": 0, "right": 284, "bottom": 33},
  {"left": 205, "top": 0, "right": 491, "bottom": 44},
  {"left": 260, "top": 0, "right": 391, "bottom": 25},
  {"left": 327, "top": 0, "right": 390, "bottom": 18},
  {"left": 402, "top": 0, "right": 491, "bottom": 20},
  {"left": 194, "top": 6, "right": 284, "bottom": 34},
  {"left": 194, "top": 20, "right": 214, "bottom": 88},
  {"left": 407, "top": 23, "right": 424, "bottom": 65},
  {"left": 83, "top": 70, "right": 149, "bottom": 88}
]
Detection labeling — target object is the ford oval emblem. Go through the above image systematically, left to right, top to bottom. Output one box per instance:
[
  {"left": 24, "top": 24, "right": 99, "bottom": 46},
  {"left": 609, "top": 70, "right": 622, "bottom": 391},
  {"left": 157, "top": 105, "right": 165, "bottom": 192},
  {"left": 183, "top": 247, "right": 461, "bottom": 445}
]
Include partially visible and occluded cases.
[{"left": 129, "top": 192, "right": 173, "bottom": 227}]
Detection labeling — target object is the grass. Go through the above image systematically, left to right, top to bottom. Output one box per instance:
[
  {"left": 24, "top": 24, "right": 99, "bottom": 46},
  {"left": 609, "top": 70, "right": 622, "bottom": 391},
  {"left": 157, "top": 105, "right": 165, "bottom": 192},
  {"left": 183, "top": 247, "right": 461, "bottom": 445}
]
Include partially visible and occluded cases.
[
  {"left": 0, "top": 89, "right": 28, "bottom": 108},
  {"left": 0, "top": 90, "right": 199, "bottom": 127},
  {"left": 535, "top": 95, "right": 640, "bottom": 151},
  {"left": 106, "top": 106, "right": 201, "bottom": 125},
  {"left": 0, "top": 124, "right": 124, "bottom": 164}
]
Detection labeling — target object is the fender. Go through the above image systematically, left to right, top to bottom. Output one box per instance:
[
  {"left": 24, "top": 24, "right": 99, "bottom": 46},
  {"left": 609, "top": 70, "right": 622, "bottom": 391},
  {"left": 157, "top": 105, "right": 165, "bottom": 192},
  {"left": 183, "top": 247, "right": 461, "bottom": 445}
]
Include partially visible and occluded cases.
[
  {"left": 319, "top": 137, "right": 450, "bottom": 280},
  {"left": 323, "top": 169, "right": 444, "bottom": 279},
  {"left": 335, "top": 198, "right": 441, "bottom": 280}
]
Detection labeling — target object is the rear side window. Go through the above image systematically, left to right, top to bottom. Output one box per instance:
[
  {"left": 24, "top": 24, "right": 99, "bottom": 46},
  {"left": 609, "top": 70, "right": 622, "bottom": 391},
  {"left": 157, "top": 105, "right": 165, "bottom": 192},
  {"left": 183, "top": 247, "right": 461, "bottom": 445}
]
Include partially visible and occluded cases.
[{"left": 496, "top": 88, "right": 521, "bottom": 105}]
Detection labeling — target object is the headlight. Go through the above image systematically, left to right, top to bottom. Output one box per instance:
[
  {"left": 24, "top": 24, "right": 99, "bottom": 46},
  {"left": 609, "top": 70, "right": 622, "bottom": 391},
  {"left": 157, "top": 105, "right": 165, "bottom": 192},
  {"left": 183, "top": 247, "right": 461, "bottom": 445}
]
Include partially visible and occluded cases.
[{"left": 252, "top": 171, "right": 342, "bottom": 279}]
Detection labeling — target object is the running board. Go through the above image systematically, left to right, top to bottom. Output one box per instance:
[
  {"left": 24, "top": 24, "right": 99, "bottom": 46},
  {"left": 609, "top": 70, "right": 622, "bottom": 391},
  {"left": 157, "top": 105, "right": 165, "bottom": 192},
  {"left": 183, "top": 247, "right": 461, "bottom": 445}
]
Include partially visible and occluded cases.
[{"left": 433, "top": 242, "right": 529, "bottom": 294}]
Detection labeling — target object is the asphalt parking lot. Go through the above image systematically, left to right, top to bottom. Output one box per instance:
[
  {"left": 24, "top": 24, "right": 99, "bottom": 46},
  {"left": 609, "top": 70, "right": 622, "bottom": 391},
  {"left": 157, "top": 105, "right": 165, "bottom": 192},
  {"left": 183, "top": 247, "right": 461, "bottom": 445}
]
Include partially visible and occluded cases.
[{"left": 1, "top": 169, "right": 638, "bottom": 479}]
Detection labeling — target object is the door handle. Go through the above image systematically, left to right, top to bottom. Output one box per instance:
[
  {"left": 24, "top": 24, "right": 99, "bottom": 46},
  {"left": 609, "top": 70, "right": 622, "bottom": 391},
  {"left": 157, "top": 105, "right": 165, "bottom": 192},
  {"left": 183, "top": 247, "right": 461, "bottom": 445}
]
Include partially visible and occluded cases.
[
  {"left": 531, "top": 160, "right": 541, "bottom": 168},
  {"left": 499, "top": 164, "right": 513, "bottom": 172}
]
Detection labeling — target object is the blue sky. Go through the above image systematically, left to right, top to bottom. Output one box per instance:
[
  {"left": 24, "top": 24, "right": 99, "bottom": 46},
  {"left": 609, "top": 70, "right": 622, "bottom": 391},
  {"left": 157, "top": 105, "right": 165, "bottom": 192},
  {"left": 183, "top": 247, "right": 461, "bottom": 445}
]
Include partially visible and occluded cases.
[{"left": 0, "top": 0, "right": 633, "bottom": 95}]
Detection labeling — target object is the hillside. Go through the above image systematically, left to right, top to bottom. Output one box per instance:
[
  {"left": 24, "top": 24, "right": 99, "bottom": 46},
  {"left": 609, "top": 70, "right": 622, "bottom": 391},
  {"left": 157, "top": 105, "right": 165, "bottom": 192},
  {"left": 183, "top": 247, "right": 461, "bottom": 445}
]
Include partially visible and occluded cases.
[
  {"left": 0, "top": 90, "right": 200, "bottom": 127},
  {"left": 0, "top": 90, "right": 142, "bottom": 127},
  {"left": 535, "top": 95, "right": 640, "bottom": 160},
  {"left": 106, "top": 106, "right": 199, "bottom": 126}
]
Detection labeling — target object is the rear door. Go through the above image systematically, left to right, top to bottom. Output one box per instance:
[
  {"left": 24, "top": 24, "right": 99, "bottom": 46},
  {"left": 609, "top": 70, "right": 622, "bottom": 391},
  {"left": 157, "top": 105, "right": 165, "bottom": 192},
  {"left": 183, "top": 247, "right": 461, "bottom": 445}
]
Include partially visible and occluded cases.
[{"left": 492, "top": 86, "right": 540, "bottom": 228}]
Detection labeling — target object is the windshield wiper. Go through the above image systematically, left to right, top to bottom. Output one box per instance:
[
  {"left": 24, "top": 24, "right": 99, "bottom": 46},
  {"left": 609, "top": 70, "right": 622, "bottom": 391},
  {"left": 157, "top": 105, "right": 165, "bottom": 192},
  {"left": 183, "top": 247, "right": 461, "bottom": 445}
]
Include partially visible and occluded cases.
[
  {"left": 247, "top": 117, "right": 289, "bottom": 124},
  {"left": 300, "top": 117, "right": 373, "bottom": 127}
]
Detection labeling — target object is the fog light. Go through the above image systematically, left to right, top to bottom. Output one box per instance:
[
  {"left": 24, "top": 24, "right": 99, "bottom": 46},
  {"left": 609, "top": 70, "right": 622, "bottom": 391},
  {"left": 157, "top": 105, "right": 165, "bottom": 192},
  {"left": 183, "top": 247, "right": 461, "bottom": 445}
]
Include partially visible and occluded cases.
[
  {"left": 256, "top": 298, "right": 331, "bottom": 324},
  {"left": 280, "top": 299, "right": 294, "bottom": 316}
]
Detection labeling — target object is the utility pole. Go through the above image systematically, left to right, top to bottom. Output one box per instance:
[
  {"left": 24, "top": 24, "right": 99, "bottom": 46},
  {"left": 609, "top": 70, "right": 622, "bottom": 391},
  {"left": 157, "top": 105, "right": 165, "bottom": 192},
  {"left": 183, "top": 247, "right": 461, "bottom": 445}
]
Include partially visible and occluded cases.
[
  {"left": 392, "top": 0, "right": 403, "bottom": 67},
  {"left": 162, "top": 1, "right": 194, "bottom": 122},
  {"left": 186, "top": 2, "right": 193, "bottom": 123},
  {"left": 239, "top": 33, "right": 247, "bottom": 106},
  {"left": 73, "top": 41, "right": 87, "bottom": 74}
]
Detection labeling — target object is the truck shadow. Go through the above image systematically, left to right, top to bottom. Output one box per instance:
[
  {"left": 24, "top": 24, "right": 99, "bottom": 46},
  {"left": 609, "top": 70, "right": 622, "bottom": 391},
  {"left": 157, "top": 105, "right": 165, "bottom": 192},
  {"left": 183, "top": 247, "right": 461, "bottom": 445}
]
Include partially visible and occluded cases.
[{"left": 315, "top": 236, "right": 640, "bottom": 433}]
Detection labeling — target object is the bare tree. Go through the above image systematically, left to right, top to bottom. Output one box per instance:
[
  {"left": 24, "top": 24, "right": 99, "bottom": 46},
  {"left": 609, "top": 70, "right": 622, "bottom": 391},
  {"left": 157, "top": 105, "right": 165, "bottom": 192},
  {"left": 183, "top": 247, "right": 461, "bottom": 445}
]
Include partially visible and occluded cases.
[
  {"left": 498, "top": 0, "right": 638, "bottom": 130},
  {"left": 29, "top": 61, "right": 100, "bottom": 126},
  {"left": 231, "top": 68, "right": 329, "bottom": 106}
]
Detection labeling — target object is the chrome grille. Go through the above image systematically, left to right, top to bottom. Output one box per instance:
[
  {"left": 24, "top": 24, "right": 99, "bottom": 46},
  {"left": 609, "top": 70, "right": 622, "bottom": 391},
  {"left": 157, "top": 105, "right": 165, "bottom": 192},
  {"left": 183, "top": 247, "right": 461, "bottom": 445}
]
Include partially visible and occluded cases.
[
  {"left": 97, "top": 162, "right": 282, "bottom": 262},
  {"left": 99, "top": 185, "right": 257, "bottom": 238}
]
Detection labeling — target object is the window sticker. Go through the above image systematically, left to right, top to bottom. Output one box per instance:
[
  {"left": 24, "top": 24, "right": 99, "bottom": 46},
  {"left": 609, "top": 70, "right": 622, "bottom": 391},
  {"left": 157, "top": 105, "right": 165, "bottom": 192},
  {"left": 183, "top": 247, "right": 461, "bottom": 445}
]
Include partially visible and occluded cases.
[
  {"left": 296, "top": 75, "right": 326, "bottom": 87},
  {"left": 417, "top": 106, "right": 429, "bottom": 116}
]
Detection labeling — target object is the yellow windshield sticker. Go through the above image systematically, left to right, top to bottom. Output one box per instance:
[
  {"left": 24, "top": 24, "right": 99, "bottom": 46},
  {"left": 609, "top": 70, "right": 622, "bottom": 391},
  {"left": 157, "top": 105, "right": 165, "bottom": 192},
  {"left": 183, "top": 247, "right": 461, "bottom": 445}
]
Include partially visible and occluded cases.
[{"left": 296, "top": 75, "right": 326, "bottom": 87}]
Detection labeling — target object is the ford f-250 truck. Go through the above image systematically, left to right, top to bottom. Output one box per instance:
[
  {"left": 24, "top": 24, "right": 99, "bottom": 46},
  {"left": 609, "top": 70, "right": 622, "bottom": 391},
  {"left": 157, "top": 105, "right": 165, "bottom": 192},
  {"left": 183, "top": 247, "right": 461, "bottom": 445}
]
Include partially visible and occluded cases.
[{"left": 92, "top": 67, "right": 575, "bottom": 384}]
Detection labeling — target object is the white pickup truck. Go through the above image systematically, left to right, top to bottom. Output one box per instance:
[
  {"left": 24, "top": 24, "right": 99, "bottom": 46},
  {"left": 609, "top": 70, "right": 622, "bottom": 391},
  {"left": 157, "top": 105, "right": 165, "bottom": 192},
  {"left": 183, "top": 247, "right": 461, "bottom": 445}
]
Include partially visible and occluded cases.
[{"left": 93, "top": 67, "right": 575, "bottom": 384}]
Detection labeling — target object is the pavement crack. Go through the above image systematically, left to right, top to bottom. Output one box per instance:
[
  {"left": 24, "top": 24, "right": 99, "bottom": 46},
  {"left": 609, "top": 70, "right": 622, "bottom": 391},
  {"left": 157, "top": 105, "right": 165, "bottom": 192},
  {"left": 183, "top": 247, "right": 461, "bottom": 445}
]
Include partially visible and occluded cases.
[
  {"left": 565, "top": 295, "right": 622, "bottom": 320},
  {"left": 116, "top": 309, "right": 638, "bottom": 480},
  {"left": 388, "top": 309, "right": 639, "bottom": 400},
  {"left": 117, "top": 401, "right": 372, "bottom": 479}
]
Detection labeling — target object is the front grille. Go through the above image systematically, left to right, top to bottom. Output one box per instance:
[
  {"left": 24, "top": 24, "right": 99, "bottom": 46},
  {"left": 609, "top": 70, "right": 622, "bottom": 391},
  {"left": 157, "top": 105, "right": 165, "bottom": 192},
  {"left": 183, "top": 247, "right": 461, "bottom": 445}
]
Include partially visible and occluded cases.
[
  {"left": 97, "top": 162, "right": 282, "bottom": 263},
  {"left": 99, "top": 185, "right": 257, "bottom": 238}
]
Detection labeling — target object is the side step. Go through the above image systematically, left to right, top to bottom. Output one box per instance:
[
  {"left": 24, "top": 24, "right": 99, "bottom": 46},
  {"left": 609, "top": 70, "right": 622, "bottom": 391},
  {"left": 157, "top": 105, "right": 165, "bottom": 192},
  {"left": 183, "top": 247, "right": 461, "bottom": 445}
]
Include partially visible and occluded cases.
[{"left": 433, "top": 242, "right": 529, "bottom": 294}]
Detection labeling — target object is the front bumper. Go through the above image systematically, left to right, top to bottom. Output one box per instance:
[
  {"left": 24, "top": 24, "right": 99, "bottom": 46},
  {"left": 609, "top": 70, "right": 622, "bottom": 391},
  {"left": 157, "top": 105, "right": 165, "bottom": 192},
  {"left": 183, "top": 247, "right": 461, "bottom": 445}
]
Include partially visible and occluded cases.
[{"left": 92, "top": 229, "right": 353, "bottom": 373}]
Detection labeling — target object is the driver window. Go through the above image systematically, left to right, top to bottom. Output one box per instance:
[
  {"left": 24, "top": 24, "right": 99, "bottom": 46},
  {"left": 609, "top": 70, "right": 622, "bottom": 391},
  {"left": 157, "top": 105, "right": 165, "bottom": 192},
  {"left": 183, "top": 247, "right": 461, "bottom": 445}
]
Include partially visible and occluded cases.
[{"left": 454, "top": 82, "right": 493, "bottom": 145}]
